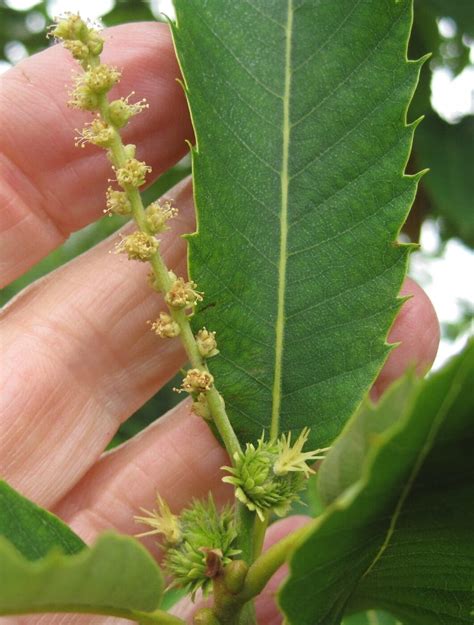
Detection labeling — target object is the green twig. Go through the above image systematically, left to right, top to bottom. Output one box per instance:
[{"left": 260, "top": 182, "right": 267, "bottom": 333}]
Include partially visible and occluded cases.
[
  {"left": 239, "top": 522, "right": 314, "bottom": 602},
  {"left": 1, "top": 606, "right": 185, "bottom": 625}
]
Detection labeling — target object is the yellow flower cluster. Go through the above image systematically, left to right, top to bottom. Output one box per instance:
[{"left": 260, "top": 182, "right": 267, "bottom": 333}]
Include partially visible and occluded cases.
[
  {"left": 49, "top": 13, "right": 103, "bottom": 61},
  {"left": 75, "top": 118, "right": 115, "bottom": 148},
  {"left": 115, "top": 158, "right": 152, "bottom": 189},
  {"left": 105, "top": 187, "right": 132, "bottom": 216},
  {"left": 145, "top": 200, "right": 178, "bottom": 234},
  {"left": 116, "top": 232, "right": 159, "bottom": 262},
  {"left": 165, "top": 276, "right": 203, "bottom": 310},
  {"left": 150, "top": 312, "right": 180, "bottom": 339},
  {"left": 196, "top": 328, "right": 219, "bottom": 358},
  {"left": 178, "top": 368, "right": 214, "bottom": 394}
]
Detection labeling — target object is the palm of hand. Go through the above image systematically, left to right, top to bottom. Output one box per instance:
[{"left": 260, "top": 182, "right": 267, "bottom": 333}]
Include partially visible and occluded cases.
[{"left": 0, "top": 22, "right": 439, "bottom": 625}]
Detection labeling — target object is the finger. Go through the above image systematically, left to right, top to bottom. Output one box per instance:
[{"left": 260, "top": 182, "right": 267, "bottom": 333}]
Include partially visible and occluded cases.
[
  {"left": 0, "top": 21, "right": 192, "bottom": 286},
  {"left": 0, "top": 178, "right": 192, "bottom": 508},
  {"left": 371, "top": 277, "right": 440, "bottom": 400},
  {"left": 54, "top": 400, "right": 230, "bottom": 556},
  {"left": 171, "top": 515, "right": 311, "bottom": 624}
]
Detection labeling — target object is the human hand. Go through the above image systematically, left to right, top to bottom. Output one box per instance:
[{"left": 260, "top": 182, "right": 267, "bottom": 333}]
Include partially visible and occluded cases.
[{"left": 0, "top": 21, "right": 440, "bottom": 625}]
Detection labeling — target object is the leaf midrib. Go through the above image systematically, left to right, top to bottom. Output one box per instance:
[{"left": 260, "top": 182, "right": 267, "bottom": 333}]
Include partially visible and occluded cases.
[{"left": 271, "top": 0, "right": 293, "bottom": 440}]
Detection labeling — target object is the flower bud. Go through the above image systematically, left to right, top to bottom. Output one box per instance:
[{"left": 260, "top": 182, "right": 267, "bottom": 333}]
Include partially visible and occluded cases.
[
  {"left": 50, "top": 14, "right": 89, "bottom": 41},
  {"left": 87, "top": 30, "right": 104, "bottom": 56},
  {"left": 63, "top": 39, "right": 90, "bottom": 61},
  {"left": 83, "top": 64, "right": 121, "bottom": 94},
  {"left": 68, "top": 84, "right": 100, "bottom": 111},
  {"left": 108, "top": 95, "right": 148, "bottom": 128},
  {"left": 115, "top": 158, "right": 151, "bottom": 188},
  {"left": 105, "top": 187, "right": 131, "bottom": 216},
  {"left": 145, "top": 200, "right": 178, "bottom": 234},
  {"left": 115, "top": 232, "right": 158, "bottom": 261},
  {"left": 165, "top": 277, "right": 203, "bottom": 310},
  {"left": 150, "top": 312, "right": 180, "bottom": 339},
  {"left": 196, "top": 328, "right": 219, "bottom": 359},
  {"left": 179, "top": 369, "right": 214, "bottom": 394},
  {"left": 192, "top": 393, "right": 211, "bottom": 420},
  {"left": 224, "top": 560, "right": 248, "bottom": 594},
  {"left": 194, "top": 609, "right": 221, "bottom": 625}
]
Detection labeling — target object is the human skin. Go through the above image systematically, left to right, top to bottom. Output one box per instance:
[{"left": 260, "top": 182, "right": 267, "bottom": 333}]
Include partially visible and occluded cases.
[{"left": 0, "top": 22, "right": 440, "bottom": 625}]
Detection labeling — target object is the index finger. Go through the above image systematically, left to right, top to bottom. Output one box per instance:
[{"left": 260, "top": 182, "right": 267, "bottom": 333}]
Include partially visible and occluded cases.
[{"left": 0, "top": 21, "right": 193, "bottom": 287}]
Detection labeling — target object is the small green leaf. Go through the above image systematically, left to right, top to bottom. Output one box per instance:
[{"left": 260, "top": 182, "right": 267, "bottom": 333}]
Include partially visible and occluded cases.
[
  {"left": 172, "top": 0, "right": 423, "bottom": 447},
  {"left": 279, "top": 342, "right": 474, "bottom": 625},
  {"left": 0, "top": 480, "right": 85, "bottom": 560},
  {"left": 0, "top": 533, "right": 164, "bottom": 617}
]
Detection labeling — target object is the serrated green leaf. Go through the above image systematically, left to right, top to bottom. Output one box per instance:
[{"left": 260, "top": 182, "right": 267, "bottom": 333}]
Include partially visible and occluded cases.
[
  {"left": 172, "top": 0, "right": 422, "bottom": 447},
  {"left": 416, "top": 114, "right": 474, "bottom": 247},
  {"left": 279, "top": 342, "right": 474, "bottom": 625},
  {"left": 0, "top": 480, "right": 85, "bottom": 560},
  {"left": 0, "top": 533, "right": 165, "bottom": 619}
]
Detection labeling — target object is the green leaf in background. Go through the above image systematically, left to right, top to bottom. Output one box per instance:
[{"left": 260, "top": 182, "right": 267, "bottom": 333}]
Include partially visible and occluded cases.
[
  {"left": 172, "top": 0, "right": 423, "bottom": 447},
  {"left": 421, "top": 0, "right": 474, "bottom": 38},
  {"left": 416, "top": 115, "right": 474, "bottom": 247},
  {"left": 279, "top": 341, "right": 474, "bottom": 625},
  {"left": 0, "top": 480, "right": 85, "bottom": 560},
  {"left": 0, "top": 533, "right": 165, "bottom": 618},
  {"left": 343, "top": 611, "right": 401, "bottom": 625}
]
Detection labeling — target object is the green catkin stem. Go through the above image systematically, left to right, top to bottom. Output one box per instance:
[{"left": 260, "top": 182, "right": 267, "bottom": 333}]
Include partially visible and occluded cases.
[
  {"left": 100, "top": 84, "right": 257, "bottom": 596},
  {"left": 96, "top": 93, "right": 242, "bottom": 461},
  {"left": 4, "top": 606, "right": 184, "bottom": 625}
]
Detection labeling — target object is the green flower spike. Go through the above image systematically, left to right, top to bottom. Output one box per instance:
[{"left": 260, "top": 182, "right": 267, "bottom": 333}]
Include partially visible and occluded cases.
[{"left": 223, "top": 429, "right": 329, "bottom": 521}]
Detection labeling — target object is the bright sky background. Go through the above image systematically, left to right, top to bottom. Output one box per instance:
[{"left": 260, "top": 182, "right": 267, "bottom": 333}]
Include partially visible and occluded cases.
[{"left": 2, "top": 0, "right": 474, "bottom": 370}]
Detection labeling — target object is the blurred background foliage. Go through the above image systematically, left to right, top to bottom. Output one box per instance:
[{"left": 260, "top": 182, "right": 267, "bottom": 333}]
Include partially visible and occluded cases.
[{"left": 0, "top": 0, "right": 472, "bottom": 444}]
